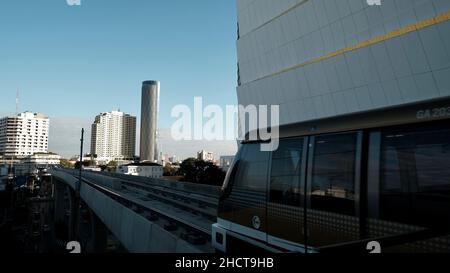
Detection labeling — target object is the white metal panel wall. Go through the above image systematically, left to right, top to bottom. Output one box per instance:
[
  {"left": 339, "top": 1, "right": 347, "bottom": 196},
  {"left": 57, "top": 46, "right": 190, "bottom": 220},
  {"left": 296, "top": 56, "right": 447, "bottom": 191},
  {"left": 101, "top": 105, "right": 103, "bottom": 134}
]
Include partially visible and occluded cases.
[{"left": 236, "top": 0, "right": 450, "bottom": 126}]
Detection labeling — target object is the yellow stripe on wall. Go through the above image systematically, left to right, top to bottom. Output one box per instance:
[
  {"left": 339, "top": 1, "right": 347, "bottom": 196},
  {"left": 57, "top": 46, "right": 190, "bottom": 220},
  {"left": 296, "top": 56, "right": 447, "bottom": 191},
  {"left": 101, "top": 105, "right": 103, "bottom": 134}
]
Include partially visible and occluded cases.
[
  {"left": 239, "top": 0, "right": 310, "bottom": 40},
  {"left": 244, "top": 9, "right": 450, "bottom": 86}
]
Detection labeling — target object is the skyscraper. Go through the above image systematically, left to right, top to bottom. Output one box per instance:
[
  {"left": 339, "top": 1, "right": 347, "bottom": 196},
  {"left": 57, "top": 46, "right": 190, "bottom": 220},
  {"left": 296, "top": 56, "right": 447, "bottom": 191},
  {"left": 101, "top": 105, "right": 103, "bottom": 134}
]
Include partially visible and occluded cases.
[
  {"left": 140, "top": 80, "right": 160, "bottom": 162},
  {"left": 90, "top": 111, "right": 136, "bottom": 162},
  {"left": 0, "top": 112, "right": 49, "bottom": 157}
]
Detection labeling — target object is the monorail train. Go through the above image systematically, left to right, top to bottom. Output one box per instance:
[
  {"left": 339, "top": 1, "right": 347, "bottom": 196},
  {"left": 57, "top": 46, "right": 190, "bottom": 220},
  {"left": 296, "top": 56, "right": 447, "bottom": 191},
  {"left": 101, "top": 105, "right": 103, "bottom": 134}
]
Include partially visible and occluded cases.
[{"left": 212, "top": 97, "right": 450, "bottom": 253}]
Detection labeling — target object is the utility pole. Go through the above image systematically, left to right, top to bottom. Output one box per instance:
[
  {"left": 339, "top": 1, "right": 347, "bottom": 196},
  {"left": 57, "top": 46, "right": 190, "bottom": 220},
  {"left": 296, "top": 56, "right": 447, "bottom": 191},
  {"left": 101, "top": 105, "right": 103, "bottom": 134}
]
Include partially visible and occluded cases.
[
  {"left": 72, "top": 128, "right": 84, "bottom": 241},
  {"left": 78, "top": 128, "right": 84, "bottom": 190}
]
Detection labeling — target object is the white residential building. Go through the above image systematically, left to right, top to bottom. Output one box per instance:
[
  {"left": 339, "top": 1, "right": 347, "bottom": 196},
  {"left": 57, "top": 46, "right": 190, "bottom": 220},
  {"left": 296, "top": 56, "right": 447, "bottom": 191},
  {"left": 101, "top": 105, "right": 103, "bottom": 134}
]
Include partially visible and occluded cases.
[
  {"left": 90, "top": 111, "right": 136, "bottom": 163},
  {"left": 0, "top": 112, "right": 49, "bottom": 157},
  {"left": 197, "top": 150, "right": 214, "bottom": 162},
  {"left": 0, "top": 152, "right": 61, "bottom": 176},
  {"left": 16, "top": 153, "right": 61, "bottom": 175},
  {"left": 116, "top": 162, "right": 163, "bottom": 178}
]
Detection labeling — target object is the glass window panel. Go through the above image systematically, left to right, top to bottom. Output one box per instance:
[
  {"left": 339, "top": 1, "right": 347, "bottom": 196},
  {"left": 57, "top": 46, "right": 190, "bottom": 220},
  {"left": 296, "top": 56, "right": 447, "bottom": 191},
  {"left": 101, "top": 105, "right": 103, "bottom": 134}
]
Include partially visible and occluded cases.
[
  {"left": 380, "top": 126, "right": 450, "bottom": 228},
  {"left": 310, "top": 133, "right": 357, "bottom": 216},
  {"left": 269, "top": 138, "right": 304, "bottom": 206},
  {"left": 234, "top": 143, "right": 270, "bottom": 192}
]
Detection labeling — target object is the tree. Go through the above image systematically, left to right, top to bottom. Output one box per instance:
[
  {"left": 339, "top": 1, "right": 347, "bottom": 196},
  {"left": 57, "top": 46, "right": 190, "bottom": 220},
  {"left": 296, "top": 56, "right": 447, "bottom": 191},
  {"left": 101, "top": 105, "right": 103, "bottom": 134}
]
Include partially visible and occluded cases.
[
  {"left": 179, "top": 158, "right": 226, "bottom": 186},
  {"left": 179, "top": 158, "right": 197, "bottom": 182},
  {"left": 60, "top": 159, "right": 74, "bottom": 169},
  {"left": 74, "top": 160, "right": 94, "bottom": 169},
  {"left": 74, "top": 161, "right": 82, "bottom": 170},
  {"left": 106, "top": 161, "right": 118, "bottom": 173},
  {"left": 163, "top": 163, "right": 178, "bottom": 176}
]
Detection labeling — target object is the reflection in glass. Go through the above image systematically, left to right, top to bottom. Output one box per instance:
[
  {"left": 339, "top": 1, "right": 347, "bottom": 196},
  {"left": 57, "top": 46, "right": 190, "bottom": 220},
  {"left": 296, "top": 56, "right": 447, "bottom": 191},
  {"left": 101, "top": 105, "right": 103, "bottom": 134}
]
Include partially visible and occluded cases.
[
  {"left": 380, "top": 127, "right": 450, "bottom": 228},
  {"left": 310, "top": 133, "right": 357, "bottom": 216},
  {"left": 270, "top": 138, "right": 303, "bottom": 206},
  {"left": 234, "top": 144, "right": 270, "bottom": 192}
]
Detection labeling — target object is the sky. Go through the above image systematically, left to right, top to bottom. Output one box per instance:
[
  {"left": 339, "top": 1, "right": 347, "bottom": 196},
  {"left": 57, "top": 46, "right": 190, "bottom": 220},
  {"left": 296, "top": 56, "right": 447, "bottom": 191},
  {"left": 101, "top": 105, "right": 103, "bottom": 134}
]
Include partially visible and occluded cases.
[{"left": 0, "top": 0, "right": 238, "bottom": 159}]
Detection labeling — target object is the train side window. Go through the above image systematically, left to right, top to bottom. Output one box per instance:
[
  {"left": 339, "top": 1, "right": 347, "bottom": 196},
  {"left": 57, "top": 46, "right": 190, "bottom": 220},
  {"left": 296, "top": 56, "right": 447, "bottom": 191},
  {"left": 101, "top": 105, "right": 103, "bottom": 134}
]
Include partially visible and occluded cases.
[
  {"left": 380, "top": 126, "right": 450, "bottom": 228},
  {"left": 310, "top": 133, "right": 358, "bottom": 216},
  {"left": 269, "top": 138, "right": 304, "bottom": 206},
  {"left": 234, "top": 143, "right": 270, "bottom": 192}
]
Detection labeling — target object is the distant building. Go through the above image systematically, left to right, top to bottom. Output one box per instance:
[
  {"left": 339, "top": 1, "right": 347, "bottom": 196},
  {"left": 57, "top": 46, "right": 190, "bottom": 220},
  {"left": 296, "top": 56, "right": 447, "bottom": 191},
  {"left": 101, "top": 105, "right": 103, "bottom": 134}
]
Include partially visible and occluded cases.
[
  {"left": 140, "top": 81, "right": 160, "bottom": 162},
  {"left": 90, "top": 111, "right": 136, "bottom": 163},
  {"left": 0, "top": 112, "right": 49, "bottom": 157},
  {"left": 197, "top": 150, "right": 214, "bottom": 162},
  {"left": 0, "top": 152, "right": 60, "bottom": 176},
  {"left": 16, "top": 153, "right": 61, "bottom": 175},
  {"left": 24, "top": 153, "right": 61, "bottom": 166},
  {"left": 162, "top": 154, "right": 178, "bottom": 164},
  {"left": 169, "top": 155, "right": 177, "bottom": 164},
  {"left": 219, "top": 155, "right": 235, "bottom": 172},
  {"left": 117, "top": 162, "right": 163, "bottom": 178},
  {"left": 83, "top": 166, "right": 102, "bottom": 172}
]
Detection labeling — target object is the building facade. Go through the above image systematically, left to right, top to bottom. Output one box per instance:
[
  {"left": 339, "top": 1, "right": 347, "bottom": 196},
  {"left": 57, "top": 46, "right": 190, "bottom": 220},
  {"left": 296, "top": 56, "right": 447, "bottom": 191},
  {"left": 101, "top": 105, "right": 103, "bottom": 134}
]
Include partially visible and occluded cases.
[
  {"left": 236, "top": 0, "right": 450, "bottom": 128},
  {"left": 140, "top": 81, "right": 160, "bottom": 162},
  {"left": 90, "top": 111, "right": 136, "bottom": 162},
  {"left": 0, "top": 112, "right": 49, "bottom": 157},
  {"left": 197, "top": 150, "right": 214, "bottom": 162},
  {"left": 16, "top": 153, "right": 61, "bottom": 175},
  {"left": 116, "top": 162, "right": 163, "bottom": 178}
]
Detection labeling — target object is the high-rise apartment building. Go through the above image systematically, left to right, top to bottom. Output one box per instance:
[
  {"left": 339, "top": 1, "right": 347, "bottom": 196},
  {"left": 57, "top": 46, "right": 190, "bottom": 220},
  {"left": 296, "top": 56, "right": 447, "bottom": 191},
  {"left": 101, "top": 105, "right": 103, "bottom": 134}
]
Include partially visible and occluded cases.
[
  {"left": 236, "top": 0, "right": 450, "bottom": 128},
  {"left": 140, "top": 81, "right": 160, "bottom": 162},
  {"left": 90, "top": 111, "right": 136, "bottom": 162},
  {"left": 0, "top": 112, "right": 49, "bottom": 157}
]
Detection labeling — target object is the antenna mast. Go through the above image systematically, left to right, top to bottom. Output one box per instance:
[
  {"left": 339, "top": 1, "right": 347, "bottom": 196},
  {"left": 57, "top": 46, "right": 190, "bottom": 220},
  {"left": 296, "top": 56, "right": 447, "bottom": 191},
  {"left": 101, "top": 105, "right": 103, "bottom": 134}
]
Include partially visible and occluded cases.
[{"left": 16, "top": 89, "right": 19, "bottom": 115}]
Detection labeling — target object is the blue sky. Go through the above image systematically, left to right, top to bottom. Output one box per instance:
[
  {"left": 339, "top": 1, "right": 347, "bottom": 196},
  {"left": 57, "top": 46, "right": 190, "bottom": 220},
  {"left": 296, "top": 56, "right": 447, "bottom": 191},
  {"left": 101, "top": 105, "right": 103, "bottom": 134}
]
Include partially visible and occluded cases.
[{"left": 0, "top": 0, "right": 238, "bottom": 158}]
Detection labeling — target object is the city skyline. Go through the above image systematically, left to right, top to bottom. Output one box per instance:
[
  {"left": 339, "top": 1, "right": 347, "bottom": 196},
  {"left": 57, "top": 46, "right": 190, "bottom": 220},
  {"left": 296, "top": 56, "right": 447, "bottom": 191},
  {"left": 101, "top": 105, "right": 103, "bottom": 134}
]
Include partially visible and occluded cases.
[
  {"left": 0, "top": 0, "right": 238, "bottom": 159},
  {"left": 2, "top": 0, "right": 450, "bottom": 257},
  {"left": 0, "top": 110, "right": 238, "bottom": 160}
]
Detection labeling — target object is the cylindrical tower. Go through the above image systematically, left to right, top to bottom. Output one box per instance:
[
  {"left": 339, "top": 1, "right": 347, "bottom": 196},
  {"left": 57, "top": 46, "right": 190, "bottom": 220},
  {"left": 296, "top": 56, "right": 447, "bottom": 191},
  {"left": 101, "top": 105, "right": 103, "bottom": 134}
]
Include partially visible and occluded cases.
[{"left": 140, "top": 80, "right": 160, "bottom": 162}]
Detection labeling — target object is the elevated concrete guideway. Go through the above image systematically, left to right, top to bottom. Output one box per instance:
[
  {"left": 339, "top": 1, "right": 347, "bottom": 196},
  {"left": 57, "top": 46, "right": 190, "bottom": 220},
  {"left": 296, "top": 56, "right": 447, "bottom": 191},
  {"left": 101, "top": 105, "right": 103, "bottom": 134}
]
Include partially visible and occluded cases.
[{"left": 50, "top": 168, "right": 220, "bottom": 253}]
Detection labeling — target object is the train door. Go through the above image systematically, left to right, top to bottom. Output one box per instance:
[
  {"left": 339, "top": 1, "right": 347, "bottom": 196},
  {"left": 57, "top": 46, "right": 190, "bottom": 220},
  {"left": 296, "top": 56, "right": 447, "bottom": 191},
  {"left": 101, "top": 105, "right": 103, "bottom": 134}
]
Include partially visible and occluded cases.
[
  {"left": 305, "top": 132, "right": 363, "bottom": 249},
  {"left": 267, "top": 137, "right": 308, "bottom": 252},
  {"left": 227, "top": 143, "right": 271, "bottom": 243}
]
